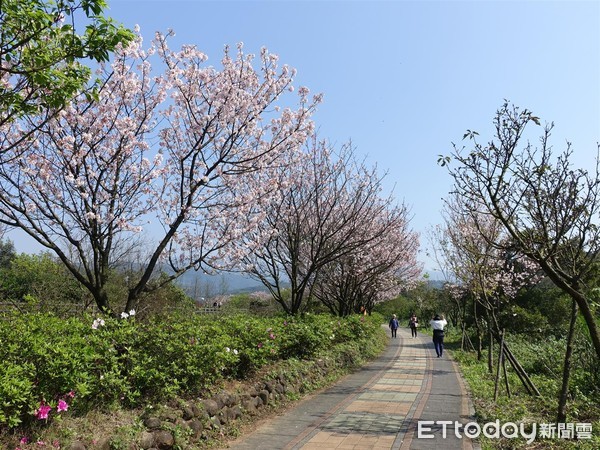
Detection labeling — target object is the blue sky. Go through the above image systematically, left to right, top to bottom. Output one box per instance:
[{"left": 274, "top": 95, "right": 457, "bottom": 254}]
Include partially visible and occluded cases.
[{"left": 13, "top": 0, "right": 600, "bottom": 272}]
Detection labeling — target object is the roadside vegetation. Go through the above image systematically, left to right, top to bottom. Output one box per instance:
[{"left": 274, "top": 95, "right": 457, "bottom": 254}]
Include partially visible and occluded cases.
[
  {"left": 377, "top": 282, "right": 600, "bottom": 449},
  {"left": 0, "top": 297, "right": 386, "bottom": 448}
]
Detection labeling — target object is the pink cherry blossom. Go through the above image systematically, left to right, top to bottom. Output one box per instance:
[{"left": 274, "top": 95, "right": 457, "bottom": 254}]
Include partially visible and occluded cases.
[
  {"left": 0, "top": 28, "right": 319, "bottom": 316},
  {"left": 241, "top": 138, "right": 421, "bottom": 314}
]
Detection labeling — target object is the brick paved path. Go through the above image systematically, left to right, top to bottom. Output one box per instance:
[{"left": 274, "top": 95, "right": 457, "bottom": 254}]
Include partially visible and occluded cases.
[{"left": 227, "top": 326, "right": 480, "bottom": 450}]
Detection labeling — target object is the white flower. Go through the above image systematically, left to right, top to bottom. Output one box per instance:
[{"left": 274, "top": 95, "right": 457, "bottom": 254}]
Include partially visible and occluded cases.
[
  {"left": 128, "top": 309, "right": 136, "bottom": 316},
  {"left": 120, "top": 311, "right": 129, "bottom": 319},
  {"left": 92, "top": 318, "right": 105, "bottom": 329},
  {"left": 225, "top": 347, "right": 230, "bottom": 352},
  {"left": 233, "top": 349, "right": 238, "bottom": 355}
]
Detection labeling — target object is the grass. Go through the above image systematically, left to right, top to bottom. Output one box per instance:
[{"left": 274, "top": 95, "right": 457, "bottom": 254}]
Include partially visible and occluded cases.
[{"left": 445, "top": 331, "right": 600, "bottom": 449}]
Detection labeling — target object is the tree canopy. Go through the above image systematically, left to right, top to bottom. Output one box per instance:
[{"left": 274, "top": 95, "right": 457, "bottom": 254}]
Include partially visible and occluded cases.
[
  {"left": 0, "top": 0, "right": 133, "bottom": 124},
  {"left": 443, "top": 101, "right": 600, "bottom": 361}
]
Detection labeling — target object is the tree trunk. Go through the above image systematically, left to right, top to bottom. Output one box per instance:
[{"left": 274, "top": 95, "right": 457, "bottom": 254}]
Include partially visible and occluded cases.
[
  {"left": 536, "top": 261, "right": 600, "bottom": 361},
  {"left": 94, "top": 289, "right": 112, "bottom": 316},
  {"left": 571, "top": 292, "right": 600, "bottom": 361},
  {"left": 474, "top": 299, "right": 483, "bottom": 360},
  {"left": 557, "top": 299, "right": 578, "bottom": 423},
  {"left": 487, "top": 312, "right": 494, "bottom": 374},
  {"left": 494, "top": 330, "right": 505, "bottom": 401}
]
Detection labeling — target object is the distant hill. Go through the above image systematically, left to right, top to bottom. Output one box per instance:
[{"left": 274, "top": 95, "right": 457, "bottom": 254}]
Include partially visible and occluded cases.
[
  {"left": 173, "top": 268, "right": 446, "bottom": 300},
  {"left": 174, "top": 270, "right": 266, "bottom": 300},
  {"left": 426, "top": 279, "right": 445, "bottom": 289}
]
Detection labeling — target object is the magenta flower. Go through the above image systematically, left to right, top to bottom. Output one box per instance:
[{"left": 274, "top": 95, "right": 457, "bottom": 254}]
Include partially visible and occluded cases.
[
  {"left": 57, "top": 399, "right": 69, "bottom": 412},
  {"left": 36, "top": 404, "right": 52, "bottom": 420},
  {"left": 20, "top": 437, "right": 29, "bottom": 445}
]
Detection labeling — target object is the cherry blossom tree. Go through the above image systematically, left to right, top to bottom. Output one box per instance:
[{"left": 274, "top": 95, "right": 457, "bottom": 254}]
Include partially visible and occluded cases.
[
  {"left": 0, "top": 31, "right": 319, "bottom": 314},
  {"left": 443, "top": 101, "right": 600, "bottom": 361},
  {"left": 241, "top": 138, "right": 420, "bottom": 315},
  {"left": 432, "top": 193, "right": 540, "bottom": 364},
  {"left": 313, "top": 203, "right": 421, "bottom": 316}
]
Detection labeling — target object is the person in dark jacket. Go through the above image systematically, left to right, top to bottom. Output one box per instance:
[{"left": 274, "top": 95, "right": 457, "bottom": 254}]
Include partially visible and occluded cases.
[
  {"left": 408, "top": 313, "right": 419, "bottom": 338},
  {"left": 389, "top": 314, "right": 399, "bottom": 338}
]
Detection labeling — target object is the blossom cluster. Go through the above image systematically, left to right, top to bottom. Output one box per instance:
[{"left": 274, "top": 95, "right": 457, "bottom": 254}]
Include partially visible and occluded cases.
[
  {"left": 0, "top": 28, "right": 320, "bottom": 315},
  {"left": 120, "top": 309, "right": 136, "bottom": 319},
  {"left": 91, "top": 318, "right": 105, "bottom": 330},
  {"left": 34, "top": 391, "right": 75, "bottom": 423},
  {"left": 15, "top": 436, "right": 62, "bottom": 449}
]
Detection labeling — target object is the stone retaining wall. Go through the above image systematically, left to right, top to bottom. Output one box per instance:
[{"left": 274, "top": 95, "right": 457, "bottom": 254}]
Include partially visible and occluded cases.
[{"left": 69, "top": 359, "right": 334, "bottom": 450}]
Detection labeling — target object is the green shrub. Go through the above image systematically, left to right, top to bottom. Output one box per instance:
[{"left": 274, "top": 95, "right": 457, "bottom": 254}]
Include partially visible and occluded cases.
[{"left": 0, "top": 310, "right": 384, "bottom": 430}]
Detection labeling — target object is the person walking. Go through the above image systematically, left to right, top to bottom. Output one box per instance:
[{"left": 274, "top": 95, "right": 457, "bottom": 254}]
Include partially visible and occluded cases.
[
  {"left": 408, "top": 313, "right": 419, "bottom": 338},
  {"left": 389, "top": 314, "right": 399, "bottom": 338},
  {"left": 430, "top": 314, "right": 448, "bottom": 357}
]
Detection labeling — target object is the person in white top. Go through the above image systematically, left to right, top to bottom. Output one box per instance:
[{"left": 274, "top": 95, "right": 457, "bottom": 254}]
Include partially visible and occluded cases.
[{"left": 430, "top": 314, "right": 448, "bottom": 357}]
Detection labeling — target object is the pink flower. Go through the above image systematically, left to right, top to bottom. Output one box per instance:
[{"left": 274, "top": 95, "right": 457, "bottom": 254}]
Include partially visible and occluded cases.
[
  {"left": 269, "top": 333, "right": 275, "bottom": 340},
  {"left": 257, "top": 342, "right": 263, "bottom": 348},
  {"left": 66, "top": 390, "right": 75, "bottom": 398},
  {"left": 57, "top": 399, "right": 68, "bottom": 412},
  {"left": 36, "top": 404, "right": 52, "bottom": 420},
  {"left": 20, "top": 438, "right": 29, "bottom": 445},
  {"left": 52, "top": 440, "right": 60, "bottom": 448},
  {"left": 36, "top": 441, "right": 46, "bottom": 446}
]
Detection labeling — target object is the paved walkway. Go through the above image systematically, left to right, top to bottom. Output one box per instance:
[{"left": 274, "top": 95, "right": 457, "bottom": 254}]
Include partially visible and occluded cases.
[{"left": 227, "top": 326, "right": 481, "bottom": 450}]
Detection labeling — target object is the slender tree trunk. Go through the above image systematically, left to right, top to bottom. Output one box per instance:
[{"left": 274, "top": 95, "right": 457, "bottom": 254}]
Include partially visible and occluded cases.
[
  {"left": 537, "top": 261, "right": 600, "bottom": 361},
  {"left": 571, "top": 293, "right": 600, "bottom": 361},
  {"left": 460, "top": 298, "right": 467, "bottom": 351},
  {"left": 474, "top": 298, "right": 483, "bottom": 360},
  {"left": 557, "top": 299, "right": 578, "bottom": 423},
  {"left": 487, "top": 310, "right": 494, "bottom": 373},
  {"left": 494, "top": 330, "right": 505, "bottom": 401}
]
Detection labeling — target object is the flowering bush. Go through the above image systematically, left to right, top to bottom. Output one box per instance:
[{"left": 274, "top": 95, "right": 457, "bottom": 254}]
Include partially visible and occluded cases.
[{"left": 0, "top": 311, "right": 383, "bottom": 429}]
